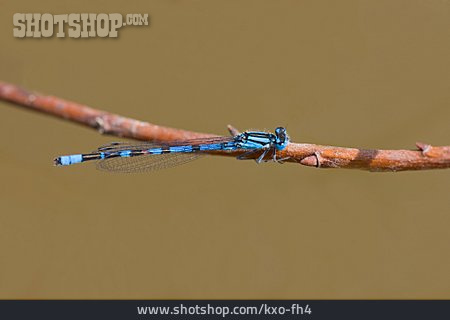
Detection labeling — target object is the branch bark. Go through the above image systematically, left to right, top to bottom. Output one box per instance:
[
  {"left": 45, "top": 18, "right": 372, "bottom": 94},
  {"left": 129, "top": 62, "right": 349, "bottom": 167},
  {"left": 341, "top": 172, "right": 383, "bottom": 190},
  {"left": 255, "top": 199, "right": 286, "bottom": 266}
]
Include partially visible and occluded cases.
[{"left": 1, "top": 81, "right": 449, "bottom": 172}]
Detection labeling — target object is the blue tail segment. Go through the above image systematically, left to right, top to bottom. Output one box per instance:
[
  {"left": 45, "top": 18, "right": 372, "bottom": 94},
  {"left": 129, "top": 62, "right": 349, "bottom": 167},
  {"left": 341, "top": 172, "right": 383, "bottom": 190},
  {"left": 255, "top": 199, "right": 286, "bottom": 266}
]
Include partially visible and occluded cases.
[
  {"left": 54, "top": 127, "right": 290, "bottom": 172},
  {"left": 54, "top": 154, "right": 83, "bottom": 166}
]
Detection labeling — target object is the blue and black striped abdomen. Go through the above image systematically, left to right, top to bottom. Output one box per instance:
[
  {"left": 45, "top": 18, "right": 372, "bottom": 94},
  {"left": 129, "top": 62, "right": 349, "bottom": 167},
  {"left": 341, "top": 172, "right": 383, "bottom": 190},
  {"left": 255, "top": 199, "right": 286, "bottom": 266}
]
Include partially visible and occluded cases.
[{"left": 54, "top": 139, "right": 238, "bottom": 168}]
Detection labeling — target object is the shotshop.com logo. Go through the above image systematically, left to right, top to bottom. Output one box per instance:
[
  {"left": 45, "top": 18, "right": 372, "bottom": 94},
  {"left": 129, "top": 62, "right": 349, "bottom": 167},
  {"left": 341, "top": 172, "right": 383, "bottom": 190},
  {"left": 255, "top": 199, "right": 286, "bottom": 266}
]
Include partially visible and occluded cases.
[{"left": 13, "top": 13, "right": 149, "bottom": 38}]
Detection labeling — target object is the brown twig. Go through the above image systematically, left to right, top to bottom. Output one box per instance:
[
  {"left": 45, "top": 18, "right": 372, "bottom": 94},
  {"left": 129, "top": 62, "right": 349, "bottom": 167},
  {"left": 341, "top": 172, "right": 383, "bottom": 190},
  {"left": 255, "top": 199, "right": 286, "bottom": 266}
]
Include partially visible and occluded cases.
[{"left": 1, "top": 81, "right": 449, "bottom": 172}]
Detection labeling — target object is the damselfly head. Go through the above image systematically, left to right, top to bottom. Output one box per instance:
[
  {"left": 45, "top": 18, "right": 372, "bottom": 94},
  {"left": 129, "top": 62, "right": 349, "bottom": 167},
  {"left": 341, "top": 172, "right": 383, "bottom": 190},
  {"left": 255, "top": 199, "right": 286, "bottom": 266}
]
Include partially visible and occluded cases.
[{"left": 274, "top": 127, "right": 289, "bottom": 149}]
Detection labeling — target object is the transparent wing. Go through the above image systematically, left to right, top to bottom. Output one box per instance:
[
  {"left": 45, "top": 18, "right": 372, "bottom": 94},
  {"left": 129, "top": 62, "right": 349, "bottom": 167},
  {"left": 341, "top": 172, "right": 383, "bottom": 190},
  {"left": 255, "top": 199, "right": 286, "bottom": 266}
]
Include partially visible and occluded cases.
[
  {"left": 94, "top": 136, "right": 235, "bottom": 173},
  {"left": 95, "top": 136, "right": 234, "bottom": 153},
  {"left": 96, "top": 152, "right": 203, "bottom": 173}
]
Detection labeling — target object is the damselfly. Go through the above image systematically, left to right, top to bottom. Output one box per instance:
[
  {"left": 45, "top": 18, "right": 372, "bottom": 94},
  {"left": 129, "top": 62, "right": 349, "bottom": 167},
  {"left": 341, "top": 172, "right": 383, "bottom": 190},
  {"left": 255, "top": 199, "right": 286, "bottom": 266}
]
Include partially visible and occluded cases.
[{"left": 54, "top": 127, "right": 290, "bottom": 173}]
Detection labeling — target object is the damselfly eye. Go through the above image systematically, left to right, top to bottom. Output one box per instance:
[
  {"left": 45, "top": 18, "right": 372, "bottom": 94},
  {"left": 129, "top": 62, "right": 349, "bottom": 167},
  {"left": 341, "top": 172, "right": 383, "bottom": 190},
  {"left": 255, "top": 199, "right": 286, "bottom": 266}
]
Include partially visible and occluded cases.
[{"left": 275, "top": 127, "right": 286, "bottom": 141}]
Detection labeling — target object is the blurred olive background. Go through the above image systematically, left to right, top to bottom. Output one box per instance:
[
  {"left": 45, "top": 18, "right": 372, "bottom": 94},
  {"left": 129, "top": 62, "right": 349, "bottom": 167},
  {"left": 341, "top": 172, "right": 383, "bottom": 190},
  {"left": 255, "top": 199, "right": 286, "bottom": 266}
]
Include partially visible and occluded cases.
[{"left": 0, "top": 0, "right": 449, "bottom": 299}]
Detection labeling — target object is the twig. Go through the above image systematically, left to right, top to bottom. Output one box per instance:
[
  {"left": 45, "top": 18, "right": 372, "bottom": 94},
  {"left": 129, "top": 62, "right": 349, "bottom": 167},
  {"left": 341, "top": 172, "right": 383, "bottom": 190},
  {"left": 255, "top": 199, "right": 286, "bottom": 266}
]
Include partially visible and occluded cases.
[{"left": 1, "top": 81, "right": 449, "bottom": 172}]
